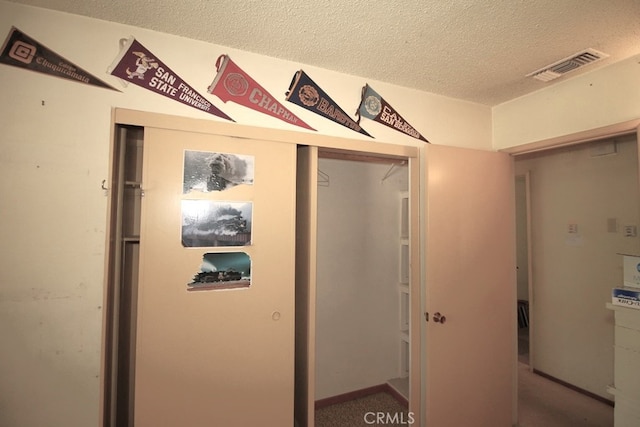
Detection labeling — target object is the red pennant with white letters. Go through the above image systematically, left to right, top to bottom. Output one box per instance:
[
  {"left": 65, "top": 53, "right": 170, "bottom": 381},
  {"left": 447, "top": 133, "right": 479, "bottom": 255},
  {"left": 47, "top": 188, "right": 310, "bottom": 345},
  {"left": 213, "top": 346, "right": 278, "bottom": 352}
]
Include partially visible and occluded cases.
[{"left": 208, "top": 55, "right": 315, "bottom": 131}]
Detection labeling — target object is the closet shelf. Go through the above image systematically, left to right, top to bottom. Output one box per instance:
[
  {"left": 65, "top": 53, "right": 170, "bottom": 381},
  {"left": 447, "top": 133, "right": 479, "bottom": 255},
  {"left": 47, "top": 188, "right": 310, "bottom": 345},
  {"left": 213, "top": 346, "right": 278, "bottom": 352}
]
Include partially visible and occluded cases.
[{"left": 398, "top": 190, "right": 411, "bottom": 380}]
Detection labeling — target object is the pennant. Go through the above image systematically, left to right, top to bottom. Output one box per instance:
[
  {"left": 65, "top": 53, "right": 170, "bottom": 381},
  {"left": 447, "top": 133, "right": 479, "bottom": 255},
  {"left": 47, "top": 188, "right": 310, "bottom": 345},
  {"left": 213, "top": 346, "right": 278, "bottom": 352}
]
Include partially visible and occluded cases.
[
  {"left": 0, "top": 26, "right": 119, "bottom": 91},
  {"left": 108, "top": 37, "right": 233, "bottom": 122},
  {"left": 208, "top": 55, "right": 315, "bottom": 131},
  {"left": 286, "top": 70, "right": 372, "bottom": 138},
  {"left": 357, "top": 84, "right": 429, "bottom": 143}
]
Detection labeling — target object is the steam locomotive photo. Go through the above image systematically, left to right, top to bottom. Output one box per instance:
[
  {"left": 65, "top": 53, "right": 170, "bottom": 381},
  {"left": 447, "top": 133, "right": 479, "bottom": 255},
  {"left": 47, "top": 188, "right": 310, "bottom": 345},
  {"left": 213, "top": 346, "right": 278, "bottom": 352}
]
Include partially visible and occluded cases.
[{"left": 192, "top": 269, "right": 242, "bottom": 284}]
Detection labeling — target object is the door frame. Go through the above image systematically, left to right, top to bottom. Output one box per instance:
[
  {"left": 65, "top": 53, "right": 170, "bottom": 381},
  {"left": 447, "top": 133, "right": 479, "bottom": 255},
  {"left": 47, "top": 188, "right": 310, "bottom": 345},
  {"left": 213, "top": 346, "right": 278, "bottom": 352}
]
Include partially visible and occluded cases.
[
  {"left": 100, "top": 108, "right": 422, "bottom": 427},
  {"left": 501, "top": 118, "right": 640, "bottom": 426}
]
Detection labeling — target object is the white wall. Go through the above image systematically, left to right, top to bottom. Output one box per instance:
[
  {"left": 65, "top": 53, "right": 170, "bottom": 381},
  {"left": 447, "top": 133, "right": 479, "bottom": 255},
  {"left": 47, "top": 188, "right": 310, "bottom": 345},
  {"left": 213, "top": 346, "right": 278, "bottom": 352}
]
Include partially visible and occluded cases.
[
  {"left": 0, "top": 2, "right": 494, "bottom": 426},
  {"left": 493, "top": 54, "right": 640, "bottom": 150},
  {"left": 514, "top": 135, "right": 640, "bottom": 399},
  {"left": 315, "top": 158, "right": 407, "bottom": 399}
]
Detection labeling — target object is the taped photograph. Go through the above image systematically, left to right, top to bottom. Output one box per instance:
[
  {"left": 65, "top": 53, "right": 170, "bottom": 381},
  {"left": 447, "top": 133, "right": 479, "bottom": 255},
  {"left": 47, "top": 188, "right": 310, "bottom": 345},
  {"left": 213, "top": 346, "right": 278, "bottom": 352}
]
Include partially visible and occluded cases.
[
  {"left": 183, "top": 150, "right": 254, "bottom": 193},
  {"left": 181, "top": 200, "right": 252, "bottom": 247},
  {"left": 187, "top": 252, "right": 251, "bottom": 291}
]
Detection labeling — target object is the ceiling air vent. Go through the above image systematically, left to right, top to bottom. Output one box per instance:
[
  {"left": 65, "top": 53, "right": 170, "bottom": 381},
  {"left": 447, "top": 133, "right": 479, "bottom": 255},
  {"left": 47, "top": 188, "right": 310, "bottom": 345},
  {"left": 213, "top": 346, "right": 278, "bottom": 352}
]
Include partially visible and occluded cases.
[{"left": 527, "top": 48, "right": 609, "bottom": 82}]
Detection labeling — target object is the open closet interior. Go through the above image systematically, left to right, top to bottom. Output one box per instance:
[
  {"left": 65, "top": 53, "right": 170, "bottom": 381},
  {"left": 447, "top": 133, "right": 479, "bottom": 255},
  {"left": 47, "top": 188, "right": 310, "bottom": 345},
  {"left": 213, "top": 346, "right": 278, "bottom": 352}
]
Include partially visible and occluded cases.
[
  {"left": 104, "top": 125, "right": 144, "bottom": 427},
  {"left": 314, "top": 151, "right": 410, "bottom": 405}
]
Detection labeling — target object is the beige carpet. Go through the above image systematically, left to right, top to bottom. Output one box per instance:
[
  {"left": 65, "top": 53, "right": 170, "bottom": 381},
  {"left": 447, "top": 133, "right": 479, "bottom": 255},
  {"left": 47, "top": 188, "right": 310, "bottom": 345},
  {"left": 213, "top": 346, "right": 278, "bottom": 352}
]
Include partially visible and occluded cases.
[
  {"left": 518, "top": 362, "right": 613, "bottom": 427},
  {"left": 314, "top": 366, "right": 613, "bottom": 426},
  {"left": 315, "top": 392, "right": 409, "bottom": 427}
]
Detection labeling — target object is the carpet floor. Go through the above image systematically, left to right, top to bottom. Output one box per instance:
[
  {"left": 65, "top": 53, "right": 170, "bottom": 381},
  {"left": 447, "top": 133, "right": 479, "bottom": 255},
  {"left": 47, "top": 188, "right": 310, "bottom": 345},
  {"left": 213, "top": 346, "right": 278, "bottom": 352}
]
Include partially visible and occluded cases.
[
  {"left": 517, "top": 362, "right": 613, "bottom": 426},
  {"left": 313, "top": 364, "right": 613, "bottom": 427},
  {"left": 315, "top": 392, "right": 409, "bottom": 427}
]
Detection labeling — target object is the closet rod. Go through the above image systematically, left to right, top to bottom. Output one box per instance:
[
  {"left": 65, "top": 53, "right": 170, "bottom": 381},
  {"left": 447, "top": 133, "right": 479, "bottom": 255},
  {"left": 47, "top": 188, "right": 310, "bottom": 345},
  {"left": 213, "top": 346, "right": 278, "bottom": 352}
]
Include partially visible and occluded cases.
[
  {"left": 381, "top": 160, "right": 406, "bottom": 182},
  {"left": 318, "top": 169, "right": 330, "bottom": 187}
]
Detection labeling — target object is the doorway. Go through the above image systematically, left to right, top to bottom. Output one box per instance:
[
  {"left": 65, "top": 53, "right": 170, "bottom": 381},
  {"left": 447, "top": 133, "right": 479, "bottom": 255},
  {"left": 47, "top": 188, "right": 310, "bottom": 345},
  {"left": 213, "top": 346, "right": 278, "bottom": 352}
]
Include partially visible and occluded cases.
[
  {"left": 102, "top": 125, "right": 143, "bottom": 427},
  {"left": 513, "top": 134, "right": 640, "bottom": 404},
  {"left": 294, "top": 146, "right": 420, "bottom": 427},
  {"left": 313, "top": 154, "right": 410, "bottom": 418},
  {"left": 515, "top": 174, "right": 531, "bottom": 366}
]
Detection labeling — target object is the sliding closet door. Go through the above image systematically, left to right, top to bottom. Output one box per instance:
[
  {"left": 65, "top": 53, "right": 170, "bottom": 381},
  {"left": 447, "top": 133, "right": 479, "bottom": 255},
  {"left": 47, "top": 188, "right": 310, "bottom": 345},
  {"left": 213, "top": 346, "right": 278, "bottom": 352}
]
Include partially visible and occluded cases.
[
  {"left": 134, "top": 127, "right": 296, "bottom": 427},
  {"left": 424, "top": 144, "right": 516, "bottom": 426}
]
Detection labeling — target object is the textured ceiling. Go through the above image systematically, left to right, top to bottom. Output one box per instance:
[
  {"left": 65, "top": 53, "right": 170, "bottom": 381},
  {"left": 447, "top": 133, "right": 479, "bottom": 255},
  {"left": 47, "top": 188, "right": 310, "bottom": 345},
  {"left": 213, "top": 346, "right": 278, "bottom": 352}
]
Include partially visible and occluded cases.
[{"left": 7, "top": 0, "right": 640, "bottom": 105}]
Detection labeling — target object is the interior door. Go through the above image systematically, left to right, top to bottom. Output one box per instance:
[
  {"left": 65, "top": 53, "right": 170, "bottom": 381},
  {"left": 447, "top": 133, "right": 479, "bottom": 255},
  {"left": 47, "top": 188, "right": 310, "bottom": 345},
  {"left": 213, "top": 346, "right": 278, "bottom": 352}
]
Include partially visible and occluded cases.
[
  {"left": 134, "top": 127, "right": 297, "bottom": 426},
  {"left": 424, "top": 144, "right": 516, "bottom": 426}
]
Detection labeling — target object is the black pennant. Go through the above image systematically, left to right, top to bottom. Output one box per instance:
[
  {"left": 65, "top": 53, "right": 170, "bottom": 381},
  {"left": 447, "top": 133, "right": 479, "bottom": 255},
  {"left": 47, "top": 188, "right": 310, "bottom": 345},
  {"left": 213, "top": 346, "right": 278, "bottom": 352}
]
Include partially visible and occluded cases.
[
  {"left": 0, "top": 26, "right": 119, "bottom": 91},
  {"left": 286, "top": 70, "right": 372, "bottom": 138}
]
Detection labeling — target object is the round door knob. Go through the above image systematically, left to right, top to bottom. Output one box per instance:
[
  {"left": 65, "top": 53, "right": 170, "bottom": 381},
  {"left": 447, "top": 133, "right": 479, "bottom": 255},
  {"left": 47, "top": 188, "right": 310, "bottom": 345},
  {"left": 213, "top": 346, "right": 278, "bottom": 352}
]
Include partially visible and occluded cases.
[{"left": 433, "top": 312, "right": 446, "bottom": 324}]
